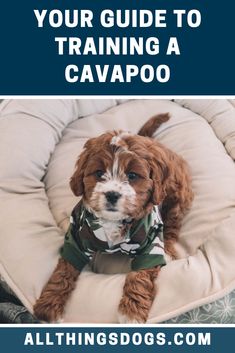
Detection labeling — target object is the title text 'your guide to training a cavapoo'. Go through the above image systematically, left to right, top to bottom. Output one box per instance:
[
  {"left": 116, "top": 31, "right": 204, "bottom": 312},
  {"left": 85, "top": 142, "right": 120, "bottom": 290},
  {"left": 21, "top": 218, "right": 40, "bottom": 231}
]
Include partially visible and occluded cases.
[{"left": 33, "top": 8, "right": 202, "bottom": 84}]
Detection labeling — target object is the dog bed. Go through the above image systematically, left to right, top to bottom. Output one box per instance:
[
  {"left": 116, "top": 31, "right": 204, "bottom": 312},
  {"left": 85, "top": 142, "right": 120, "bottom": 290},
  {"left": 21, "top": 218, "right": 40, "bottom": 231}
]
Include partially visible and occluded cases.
[{"left": 0, "top": 98, "right": 235, "bottom": 323}]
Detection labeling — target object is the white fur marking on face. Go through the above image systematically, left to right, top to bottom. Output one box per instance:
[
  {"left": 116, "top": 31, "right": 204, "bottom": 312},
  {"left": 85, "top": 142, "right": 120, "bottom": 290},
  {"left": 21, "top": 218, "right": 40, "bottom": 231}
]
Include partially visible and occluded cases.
[
  {"left": 110, "top": 131, "right": 131, "bottom": 147},
  {"left": 111, "top": 135, "right": 121, "bottom": 145},
  {"left": 111, "top": 148, "right": 134, "bottom": 179},
  {"left": 112, "top": 155, "right": 119, "bottom": 178},
  {"left": 89, "top": 176, "right": 136, "bottom": 222},
  {"left": 94, "top": 179, "right": 135, "bottom": 197}
]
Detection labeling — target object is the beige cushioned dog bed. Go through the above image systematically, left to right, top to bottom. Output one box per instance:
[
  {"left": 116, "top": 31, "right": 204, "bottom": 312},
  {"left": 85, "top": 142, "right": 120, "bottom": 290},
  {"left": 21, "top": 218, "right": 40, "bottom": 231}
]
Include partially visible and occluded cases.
[{"left": 0, "top": 99, "right": 235, "bottom": 323}]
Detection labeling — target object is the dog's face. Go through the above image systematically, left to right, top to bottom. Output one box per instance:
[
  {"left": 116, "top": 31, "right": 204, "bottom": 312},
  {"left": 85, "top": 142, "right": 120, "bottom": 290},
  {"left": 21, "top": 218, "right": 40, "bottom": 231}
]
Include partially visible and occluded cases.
[{"left": 70, "top": 131, "right": 169, "bottom": 221}]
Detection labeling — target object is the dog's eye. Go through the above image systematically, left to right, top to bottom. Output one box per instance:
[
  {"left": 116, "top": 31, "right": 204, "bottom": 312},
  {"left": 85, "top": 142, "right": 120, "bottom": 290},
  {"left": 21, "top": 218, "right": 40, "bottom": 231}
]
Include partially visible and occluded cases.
[
  {"left": 95, "top": 170, "right": 104, "bottom": 179},
  {"left": 127, "top": 172, "right": 139, "bottom": 181}
]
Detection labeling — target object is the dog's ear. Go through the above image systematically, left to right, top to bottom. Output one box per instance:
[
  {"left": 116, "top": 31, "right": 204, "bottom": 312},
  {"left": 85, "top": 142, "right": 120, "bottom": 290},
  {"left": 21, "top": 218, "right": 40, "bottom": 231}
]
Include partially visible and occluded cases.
[
  {"left": 70, "top": 136, "right": 104, "bottom": 196},
  {"left": 70, "top": 137, "right": 96, "bottom": 196},
  {"left": 149, "top": 143, "right": 170, "bottom": 205},
  {"left": 70, "top": 149, "right": 88, "bottom": 196}
]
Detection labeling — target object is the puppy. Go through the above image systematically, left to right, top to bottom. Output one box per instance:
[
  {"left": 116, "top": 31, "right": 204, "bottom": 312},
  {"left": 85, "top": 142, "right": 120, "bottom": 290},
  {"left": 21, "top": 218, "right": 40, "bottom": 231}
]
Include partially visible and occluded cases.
[{"left": 34, "top": 113, "right": 193, "bottom": 323}]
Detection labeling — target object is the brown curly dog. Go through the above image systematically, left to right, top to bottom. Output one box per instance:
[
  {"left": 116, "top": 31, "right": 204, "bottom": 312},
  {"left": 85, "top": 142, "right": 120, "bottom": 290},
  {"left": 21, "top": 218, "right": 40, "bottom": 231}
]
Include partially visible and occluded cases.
[{"left": 34, "top": 113, "right": 193, "bottom": 323}]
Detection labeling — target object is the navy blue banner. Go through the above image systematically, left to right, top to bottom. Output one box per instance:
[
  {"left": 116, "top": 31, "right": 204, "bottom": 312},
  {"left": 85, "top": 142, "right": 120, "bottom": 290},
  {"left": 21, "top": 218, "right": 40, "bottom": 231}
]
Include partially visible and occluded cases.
[
  {"left": 0, "top": 0, "right": 234, "bottom": 95},
  {"left": 0, "top": 326, "right": 233, "bottom": 353}
]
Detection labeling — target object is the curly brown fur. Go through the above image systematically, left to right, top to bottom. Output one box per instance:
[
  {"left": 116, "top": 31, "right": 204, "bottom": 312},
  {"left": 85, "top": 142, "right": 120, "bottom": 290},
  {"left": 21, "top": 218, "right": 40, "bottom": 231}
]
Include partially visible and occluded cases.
[
  {"left": 138, "top": 115, "right": 194, "bottom": 258},
  {"left": 148, "top": 142, "right": 194, "bottom": 259},
  {"left": 33, "top": 258, "right": 80, "bottom": 322},
  {"left": 118, "top": 266, "right": 161, "bottom": 323}
]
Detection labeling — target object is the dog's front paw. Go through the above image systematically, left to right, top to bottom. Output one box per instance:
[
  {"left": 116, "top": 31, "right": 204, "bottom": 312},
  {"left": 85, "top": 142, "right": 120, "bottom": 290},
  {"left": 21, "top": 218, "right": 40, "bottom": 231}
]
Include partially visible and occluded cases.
[
  {"left": 118, "top": 269, "right": 159, "bottom": 324},
  {"left": 33, "top": 297, "right": 64, "bottom": 323},
  {"left": 118, "top": 297, "right": 149, "bottom": 324}
]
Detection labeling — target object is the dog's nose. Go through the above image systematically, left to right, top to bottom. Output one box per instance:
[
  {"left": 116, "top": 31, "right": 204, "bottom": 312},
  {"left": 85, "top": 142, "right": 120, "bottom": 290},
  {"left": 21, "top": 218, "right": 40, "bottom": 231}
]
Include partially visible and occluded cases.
[{"left": 105, "top": 191, "right": 121, "bottom": 205}]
